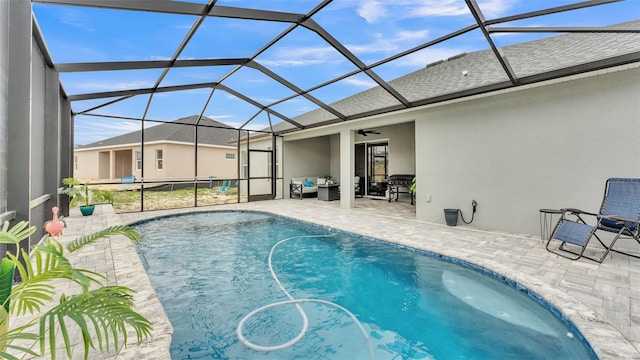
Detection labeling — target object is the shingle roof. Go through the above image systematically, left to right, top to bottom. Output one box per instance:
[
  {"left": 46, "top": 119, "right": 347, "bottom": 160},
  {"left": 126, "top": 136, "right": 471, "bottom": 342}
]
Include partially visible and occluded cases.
[
  {"left": 270, "top": 20, "right": 640, "bottom": 134},
  {"left": 78, "top": 115, "right": 238, "bottom": 149}
]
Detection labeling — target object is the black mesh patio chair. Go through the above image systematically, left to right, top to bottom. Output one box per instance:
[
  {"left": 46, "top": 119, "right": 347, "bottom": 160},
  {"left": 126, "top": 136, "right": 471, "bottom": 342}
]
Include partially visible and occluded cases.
[{"left": 546, "top": 178, "right": 640, "bottom": 263}]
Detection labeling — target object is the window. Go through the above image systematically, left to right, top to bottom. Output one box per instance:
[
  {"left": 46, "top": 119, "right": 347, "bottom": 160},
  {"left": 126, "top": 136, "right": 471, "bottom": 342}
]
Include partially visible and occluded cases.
[
  {"left": 155, "top": 149, "right": 163, "bottom": 170},
  {"left": 135, "top": 151, "right": 142, "bottom": 170},
  {"left": 226, "top": 153, "right": 235, "bottom": 159},
  {"left": 74, "top": 155, "right": 78, "bottom": 170}
]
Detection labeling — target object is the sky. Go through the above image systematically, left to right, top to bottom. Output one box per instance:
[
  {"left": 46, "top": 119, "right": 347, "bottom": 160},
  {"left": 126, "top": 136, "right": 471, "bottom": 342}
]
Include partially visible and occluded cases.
[{"left": 31, "top": 0, "right": 639, "bottom": 145}]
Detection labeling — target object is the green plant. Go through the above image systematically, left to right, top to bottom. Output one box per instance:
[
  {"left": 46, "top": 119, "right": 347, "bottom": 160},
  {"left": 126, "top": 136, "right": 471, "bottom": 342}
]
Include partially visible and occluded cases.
[
  {"left": 409, "top": 177, "right": 416, "bottom": 195},
  {"left": 58, "top": 178, "right": 113, "bottom": 207},
  {"left": 0, "top": 218, "right": 152, "bottom": 360}
]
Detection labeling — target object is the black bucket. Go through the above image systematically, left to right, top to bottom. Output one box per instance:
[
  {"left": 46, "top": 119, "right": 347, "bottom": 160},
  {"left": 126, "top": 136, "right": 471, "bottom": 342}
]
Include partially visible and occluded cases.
[{"left": 444, "top": 209, "right": 459, "bottom": 226}]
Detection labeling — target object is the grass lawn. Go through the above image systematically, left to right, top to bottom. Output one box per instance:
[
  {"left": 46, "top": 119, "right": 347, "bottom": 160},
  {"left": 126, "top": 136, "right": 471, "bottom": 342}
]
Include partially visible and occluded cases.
[{"left": 111, "top": 186, "right": 239, "bottom": 213}]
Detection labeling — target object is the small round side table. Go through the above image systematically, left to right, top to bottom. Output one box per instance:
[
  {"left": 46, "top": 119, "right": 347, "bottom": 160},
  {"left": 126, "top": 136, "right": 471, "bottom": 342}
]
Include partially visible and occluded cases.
[{"left": 539, "top": 209, "right": 563, "bottom": 243}]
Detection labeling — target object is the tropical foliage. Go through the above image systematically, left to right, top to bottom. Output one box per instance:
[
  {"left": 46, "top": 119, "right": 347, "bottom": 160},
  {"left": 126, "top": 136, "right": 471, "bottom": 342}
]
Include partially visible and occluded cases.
[
  {"left": 58, "top": 178, "right": 113, "bottom": 207},
  {"left": 0, "top": 218, "right": 152, "bottom": 360}
]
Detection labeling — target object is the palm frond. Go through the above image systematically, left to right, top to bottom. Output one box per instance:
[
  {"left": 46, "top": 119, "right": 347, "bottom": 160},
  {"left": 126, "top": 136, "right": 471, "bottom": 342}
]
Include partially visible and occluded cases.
[
  {"left": 0, "top": 221, "right": 36, "bottom": 246},
  {"left": 66, "top": 225, "right": 141, "bottom": 254},
  {"left": 33, "top": 239, "right": 105, "bottom": 288},
  {"left": 8, "top": 252, "right": 104, "bottom": 317},
  {"left": 0, "top": 259, "right": 15, "bottom": 313},
  {"left": 39, "top": 286, "right": 152, "bottom": 360},
  {"left": 0, "top": 321, "right": 41, "bottom": 359}
]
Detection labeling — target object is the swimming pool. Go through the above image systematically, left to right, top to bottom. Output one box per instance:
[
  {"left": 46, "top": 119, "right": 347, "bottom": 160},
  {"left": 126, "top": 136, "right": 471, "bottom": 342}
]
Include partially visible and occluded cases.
[{"left": 134, "top": 211, "right": 596, "bottom": 359}]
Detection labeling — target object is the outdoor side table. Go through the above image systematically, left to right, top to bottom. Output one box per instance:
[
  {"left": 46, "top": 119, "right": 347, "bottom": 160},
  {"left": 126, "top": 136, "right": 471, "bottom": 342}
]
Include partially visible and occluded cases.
[
  {"left": 318, "top": 184, "right": 340, "bottom": 201},
  {"left": 539, "top": 209, "right": 563, "bottom": 243}
]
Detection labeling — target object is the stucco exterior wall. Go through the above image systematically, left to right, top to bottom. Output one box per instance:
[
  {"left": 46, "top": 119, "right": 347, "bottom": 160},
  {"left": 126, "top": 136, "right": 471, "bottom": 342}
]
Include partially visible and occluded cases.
[
  {"left": 414, "top": 66, "right": 640, "bottom": 235},
  {"left": 329, "top": 134, "right": 340, "bottom": 180},
  {"left": 283, "top": 136, "right": 331, "bottom": 185},
  {"left": 74, "top": 150, "right": 99, "bottom": 180}
]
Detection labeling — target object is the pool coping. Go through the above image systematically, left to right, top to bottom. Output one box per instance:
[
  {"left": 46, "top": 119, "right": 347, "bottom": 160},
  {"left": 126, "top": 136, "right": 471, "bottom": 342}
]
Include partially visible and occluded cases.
[{"left": 62, "top": 201, "right": 640, "bottom": 360}]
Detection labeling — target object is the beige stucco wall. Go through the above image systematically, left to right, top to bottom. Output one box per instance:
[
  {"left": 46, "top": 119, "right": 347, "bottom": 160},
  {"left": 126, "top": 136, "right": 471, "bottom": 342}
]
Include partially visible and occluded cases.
[
  {"left": 414, "top": 65, "right": 640, "bottom": 235},
  {"left": 329, "top": 134, "right": 340, "bottom": 180},
  {"left": 283, "top": 136, "right": 331, "bottom": 185},
  {"left": 74, "top": 150, "right": 100, "bottom": 181}
]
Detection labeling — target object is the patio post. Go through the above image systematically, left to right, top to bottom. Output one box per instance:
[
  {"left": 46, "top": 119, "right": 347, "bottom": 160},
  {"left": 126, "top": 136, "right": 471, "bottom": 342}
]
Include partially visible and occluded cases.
[{"left": 339, "top": 129, "right": 355, "bottom": 209}]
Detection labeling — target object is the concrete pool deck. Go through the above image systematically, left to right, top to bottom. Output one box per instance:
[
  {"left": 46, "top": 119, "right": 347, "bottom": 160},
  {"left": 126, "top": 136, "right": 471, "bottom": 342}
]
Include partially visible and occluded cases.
[{"left": 55, "top": 199, "right": 639, "bottom": 359}]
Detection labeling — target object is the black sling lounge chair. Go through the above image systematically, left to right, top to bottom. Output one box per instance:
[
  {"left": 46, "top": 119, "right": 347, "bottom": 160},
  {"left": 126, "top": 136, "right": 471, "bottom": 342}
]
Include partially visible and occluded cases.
[{"left": 546, "top": 178, "right": 640, "bottom": 263}]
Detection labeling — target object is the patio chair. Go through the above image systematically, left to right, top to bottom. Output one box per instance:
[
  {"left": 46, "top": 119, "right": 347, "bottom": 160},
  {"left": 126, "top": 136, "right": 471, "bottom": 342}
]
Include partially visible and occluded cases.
[
  {"left": 120, "top": 174, "right": 136, "bottom": 184},
  {"left": 355, "top": 176, "right": 363, "bottom": 197},
  {"left": 546, "top": 178, "right": 640, "bottom": 263},
  {"left": 215, "top": 180, "right": 231, "bottom": 194}
]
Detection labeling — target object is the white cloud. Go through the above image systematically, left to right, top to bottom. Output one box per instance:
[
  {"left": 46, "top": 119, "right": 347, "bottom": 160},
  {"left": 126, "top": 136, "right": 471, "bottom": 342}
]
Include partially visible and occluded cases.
[
  {"left": 358, "top": 0, "right": 387, "bottom": 23},
  {"left": 362, "top": 0, "right": 513, "bottom": 19},
  {"left": 410, "top": 0, "right": 469, "bottom": 17},
  {"left": 477, "top": 0, "right": 514, "bottom": 18},
  {"left": 60, "top": 9, "right": 95, "bottom": 31},
  {"left": 348, "top": 29, "right": 430, "bottom": 54},
  {"left": 259, "top": 45, "right": 344, "bottom": 67},
  {"left": 393, "top": 47, "right": 467, "bottom": 67},
  {"left": 344, "top": 77, "right": 377, "bottom": 88},
  {"left": 72, "top": 80, "right": 154, "bottom": 92},
  {"left": 207, "top": 114, "right": 234, "bottom": 120},
  {"left": 74, "top": 118, "right": 145, "bottom": 144},
  {"left": 217, "top": 119, "right": 265, "bottom": 130},
  {"left": 93, "top": 120, "right": 142, "bottom": 132}
]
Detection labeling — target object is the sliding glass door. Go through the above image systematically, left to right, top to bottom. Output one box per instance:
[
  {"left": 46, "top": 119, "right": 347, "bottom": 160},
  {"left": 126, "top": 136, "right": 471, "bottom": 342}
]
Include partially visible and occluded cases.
[
  {"left": 355, "top": 141, "right": 389, "bottom": 198},
  {"left": 367, "top": 143, "right": 388, "bottom": 197}
]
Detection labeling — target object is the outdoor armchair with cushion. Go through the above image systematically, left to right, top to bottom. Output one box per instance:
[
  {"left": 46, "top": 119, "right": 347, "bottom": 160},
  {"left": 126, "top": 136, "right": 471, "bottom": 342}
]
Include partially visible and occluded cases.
[
  {"left": 290, "top": 176, "right": 321, "bottom": 199},
  {"left": 546, "top": 178, "right": 640, "bottom": 263},
  {"left": 215, "top": 180, "right": 231, "bottom": 194}
]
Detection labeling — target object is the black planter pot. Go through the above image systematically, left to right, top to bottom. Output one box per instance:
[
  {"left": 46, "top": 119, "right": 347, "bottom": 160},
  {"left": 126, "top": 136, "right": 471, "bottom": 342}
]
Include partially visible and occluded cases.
[{"left": 444, "top": 208, "right": 459, "bottom": 226}]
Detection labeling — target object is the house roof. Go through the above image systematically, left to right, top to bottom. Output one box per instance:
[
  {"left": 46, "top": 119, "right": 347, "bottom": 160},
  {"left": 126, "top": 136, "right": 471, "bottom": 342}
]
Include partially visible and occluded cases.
[
  {"left": 269, "top": 20, "right": 640, "bottom": 134},
  {"left": 77, "top": 115, "right": 238, "bottom": 149}
]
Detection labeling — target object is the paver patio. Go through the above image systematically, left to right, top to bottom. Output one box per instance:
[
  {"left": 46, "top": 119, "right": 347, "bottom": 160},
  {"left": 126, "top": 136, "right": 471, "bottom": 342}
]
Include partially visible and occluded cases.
[{"left": 51, "top": 198, "right": 640, "bottom": 359}]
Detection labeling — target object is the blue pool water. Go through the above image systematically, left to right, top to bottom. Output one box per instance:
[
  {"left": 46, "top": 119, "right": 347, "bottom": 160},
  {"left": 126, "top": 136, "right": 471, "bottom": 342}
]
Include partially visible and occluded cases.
[{"left": 134, "top": 211, "right": 596, "bottom": 360}]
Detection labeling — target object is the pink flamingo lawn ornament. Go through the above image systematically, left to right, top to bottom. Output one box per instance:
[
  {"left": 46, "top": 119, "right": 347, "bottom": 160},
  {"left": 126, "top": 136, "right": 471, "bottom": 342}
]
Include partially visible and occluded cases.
[{"left": 45, "top": 206, "right": 65, "bottom": 239}]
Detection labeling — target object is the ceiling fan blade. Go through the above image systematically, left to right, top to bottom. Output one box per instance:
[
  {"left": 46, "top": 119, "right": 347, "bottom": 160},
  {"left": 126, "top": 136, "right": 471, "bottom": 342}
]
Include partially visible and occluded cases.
[{"left": 357, "top": 129, "right": 380, "bottom": 136}]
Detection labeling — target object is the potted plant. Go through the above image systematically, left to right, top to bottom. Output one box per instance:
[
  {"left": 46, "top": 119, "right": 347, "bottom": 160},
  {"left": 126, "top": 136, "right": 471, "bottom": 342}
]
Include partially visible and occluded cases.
[
  {"left": 58, "top": 178, "right": 113, "bottom": 216},
  {"left": 0, "top": 216, "right": 152, "bottom": 359}
]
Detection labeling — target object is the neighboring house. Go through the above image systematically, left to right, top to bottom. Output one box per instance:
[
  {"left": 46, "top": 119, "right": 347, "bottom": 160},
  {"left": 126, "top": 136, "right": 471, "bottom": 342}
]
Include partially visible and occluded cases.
[{"left": 74, "top": 115, "right": 239, "bottom": 181}]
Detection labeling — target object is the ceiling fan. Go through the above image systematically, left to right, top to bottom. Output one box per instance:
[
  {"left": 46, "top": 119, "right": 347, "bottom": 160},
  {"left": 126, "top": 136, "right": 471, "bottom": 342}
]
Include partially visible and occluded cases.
[{"left": 357, "top": 129, "right": 381, "bottom": 136}]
